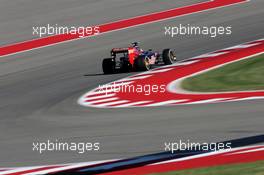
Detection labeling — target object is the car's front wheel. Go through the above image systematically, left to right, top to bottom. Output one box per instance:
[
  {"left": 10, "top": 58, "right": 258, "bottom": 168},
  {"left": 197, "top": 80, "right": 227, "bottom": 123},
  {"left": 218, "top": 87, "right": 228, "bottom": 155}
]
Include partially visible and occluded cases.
[{"left": 162, "top": 49, "right": 177, "bottom": 65}]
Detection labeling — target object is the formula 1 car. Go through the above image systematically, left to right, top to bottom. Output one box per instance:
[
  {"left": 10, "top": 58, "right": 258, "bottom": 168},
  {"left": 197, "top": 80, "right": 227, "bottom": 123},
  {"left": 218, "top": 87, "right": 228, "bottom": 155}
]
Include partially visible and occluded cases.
[{"left": 102, "top": 42, "right": 177, "bottom": 74}]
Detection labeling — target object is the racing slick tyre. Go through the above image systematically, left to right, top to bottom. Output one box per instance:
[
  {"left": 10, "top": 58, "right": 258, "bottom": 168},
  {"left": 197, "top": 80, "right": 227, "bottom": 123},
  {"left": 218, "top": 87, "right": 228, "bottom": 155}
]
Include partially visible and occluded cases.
[
  {"left": 162, "top": 49, "right": 177, "bottom": 65},
  {"left": 134, "top": 55, "right": 151, "bottom": 71},
  {"left": 102, "top": 58, "right": 116, "bottom": 74}
]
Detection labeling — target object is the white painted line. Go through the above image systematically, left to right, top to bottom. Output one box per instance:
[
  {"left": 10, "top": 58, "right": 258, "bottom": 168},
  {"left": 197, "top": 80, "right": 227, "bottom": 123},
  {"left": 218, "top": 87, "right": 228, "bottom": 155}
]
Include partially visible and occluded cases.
[
  {"left": 223, "top": 43, "right": 260, "bottom": 50},
  {"left": 192, "top": 52, "right": 229, "bottom": 59},
  {"left": 155, "top": 60, "right": 200, "bottom": 68},
  {"left": 175, "top": 60, "right": 200, "bottom": 65},
  {"left": 146, "top": 68, "right": 174, "bottom": 73},
  {"left": 117, "top": 75, "right": 152, "bottom": 82},
  {"left": 230, "top": 96, "right": 264, "bottom": 102},
  {"left": 86, "top": 97, "right": 119, "bottom": 104},
  {"left": 184, "top": 98, "right": 230, "bottom": 104},
  {"left": 93, "top": 100, "right": 129, "bottom": 107},
  {"left": 145, "top": 100, "right": 187, "bottom": 107},
  {"left": 113, "top": 101, "right": 152, "bottom": 107},
  {"left": 228, "top": 147, "right": 264, "bottom": 155},
  {"left": 152, "top": 148, "right": 232, "bottom": 166},
  {"left": 25, "top": 160, "right": 117, "bottom": 175},
  {"left": 0, "top": 167, "right": 43, "bottom": 175}
]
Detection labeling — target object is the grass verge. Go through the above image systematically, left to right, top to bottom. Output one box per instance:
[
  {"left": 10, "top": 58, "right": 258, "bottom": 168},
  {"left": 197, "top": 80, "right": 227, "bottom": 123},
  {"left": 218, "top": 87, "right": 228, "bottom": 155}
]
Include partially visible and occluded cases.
[
  {"left": 182, "top": 53, "right": 264, "bottom": 92},
  {"left": 151, "top": 160, "right": 264, "bottom": 175}
]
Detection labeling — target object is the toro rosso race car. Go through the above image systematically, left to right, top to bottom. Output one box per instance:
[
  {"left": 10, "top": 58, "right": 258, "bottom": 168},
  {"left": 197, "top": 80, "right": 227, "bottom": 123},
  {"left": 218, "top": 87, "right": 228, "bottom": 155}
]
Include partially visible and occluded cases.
[{"left": 102, "top": 42, "right": 177, "bottom": 74}]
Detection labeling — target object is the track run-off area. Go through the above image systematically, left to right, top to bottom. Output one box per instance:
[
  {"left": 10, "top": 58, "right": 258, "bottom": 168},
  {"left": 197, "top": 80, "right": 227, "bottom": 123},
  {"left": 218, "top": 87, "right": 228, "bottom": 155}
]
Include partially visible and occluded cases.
[{"left": 79, "top": 39, "right": 264, "bottom": 108}]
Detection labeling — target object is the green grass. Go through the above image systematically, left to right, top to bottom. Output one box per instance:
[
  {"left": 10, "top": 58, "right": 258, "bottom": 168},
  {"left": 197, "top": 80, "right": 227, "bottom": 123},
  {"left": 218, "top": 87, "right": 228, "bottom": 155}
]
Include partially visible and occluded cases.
[
  {"left": 182, "top": 53, "right": 264, "bottom": 92},
  {"left": 151, "top": 161, "right": 264, "bottom": 175}
]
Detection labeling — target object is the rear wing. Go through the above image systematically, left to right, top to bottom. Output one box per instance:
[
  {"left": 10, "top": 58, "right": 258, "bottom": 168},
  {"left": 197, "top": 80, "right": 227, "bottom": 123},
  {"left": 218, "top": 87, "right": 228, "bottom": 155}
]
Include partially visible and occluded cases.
[{"left": 111, "top": 48, "right": 129, "bottom": 54}]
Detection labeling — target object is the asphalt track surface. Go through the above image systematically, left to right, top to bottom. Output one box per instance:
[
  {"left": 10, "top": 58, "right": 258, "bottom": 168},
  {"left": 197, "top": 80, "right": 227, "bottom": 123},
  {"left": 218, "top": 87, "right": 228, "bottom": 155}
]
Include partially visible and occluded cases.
[{"left": 0, "top": 0, "right": 264, "bottom": 167}]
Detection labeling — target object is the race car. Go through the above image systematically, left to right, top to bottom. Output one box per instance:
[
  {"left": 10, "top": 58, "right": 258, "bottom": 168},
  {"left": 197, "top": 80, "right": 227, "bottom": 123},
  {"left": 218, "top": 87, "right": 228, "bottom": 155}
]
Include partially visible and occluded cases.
[{"left": 102, "top": 42, "right": 177, "bottom": 74}]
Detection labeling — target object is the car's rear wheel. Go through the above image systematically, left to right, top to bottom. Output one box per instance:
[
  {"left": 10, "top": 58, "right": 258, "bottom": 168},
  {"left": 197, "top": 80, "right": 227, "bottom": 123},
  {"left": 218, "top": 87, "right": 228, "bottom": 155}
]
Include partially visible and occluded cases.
[
  {"left": 162, "top": 49, "right": 177, "bottom": 65},
  {"left": 134, "top": 55, "right": 151, "bottom": 71},
  {"left": 102, "top": 58, "right": 115, "bottom": 74}
]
